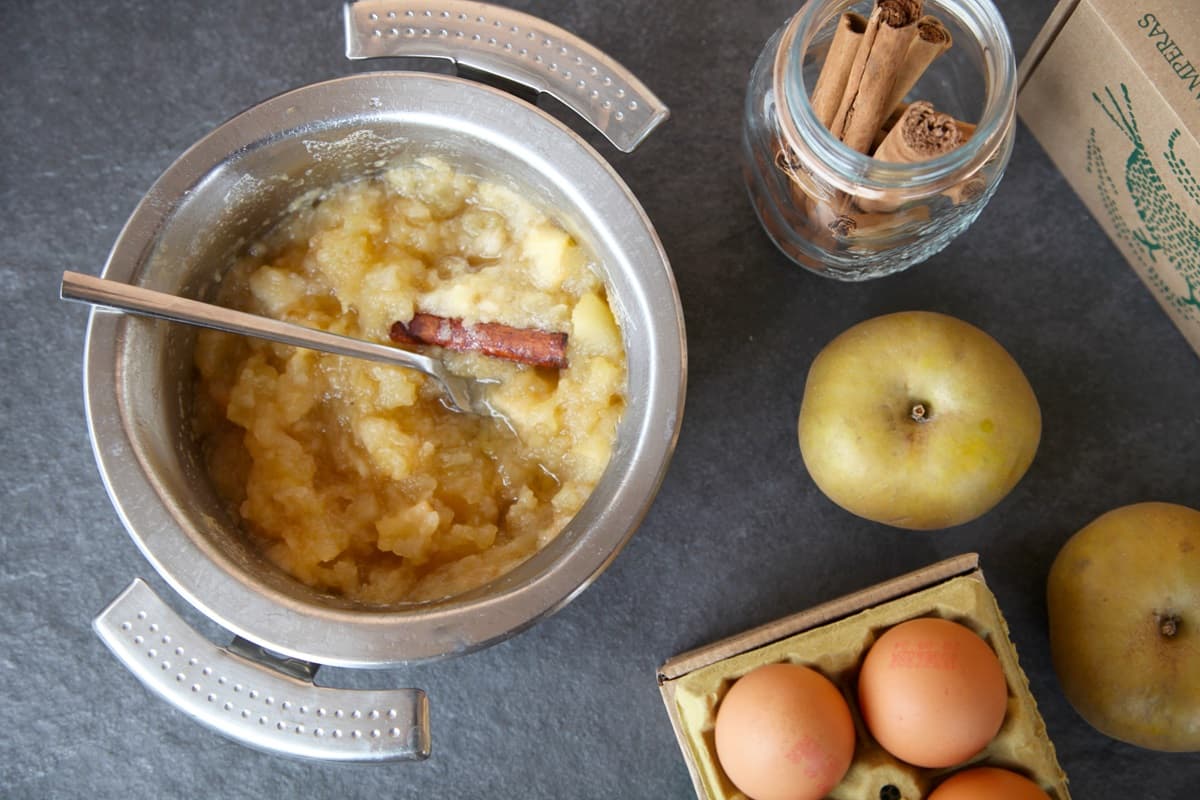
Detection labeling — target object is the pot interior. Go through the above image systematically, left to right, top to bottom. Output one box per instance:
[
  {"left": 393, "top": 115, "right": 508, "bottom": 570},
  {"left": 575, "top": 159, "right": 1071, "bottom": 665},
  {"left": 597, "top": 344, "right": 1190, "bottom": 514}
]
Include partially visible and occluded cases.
[{"left": 90, "top": 72, "right": 683, "bottom": 665}]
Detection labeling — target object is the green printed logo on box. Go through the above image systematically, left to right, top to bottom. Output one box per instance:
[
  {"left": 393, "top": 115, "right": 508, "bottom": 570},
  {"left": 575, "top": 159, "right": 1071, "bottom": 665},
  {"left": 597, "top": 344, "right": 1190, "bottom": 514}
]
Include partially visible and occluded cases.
[
  {"left": 1019, "top": 0, "right": 1200, "bottom": 357},
  {"left": 1087, "top": 83, "right": 1200, "bottom": 321}
]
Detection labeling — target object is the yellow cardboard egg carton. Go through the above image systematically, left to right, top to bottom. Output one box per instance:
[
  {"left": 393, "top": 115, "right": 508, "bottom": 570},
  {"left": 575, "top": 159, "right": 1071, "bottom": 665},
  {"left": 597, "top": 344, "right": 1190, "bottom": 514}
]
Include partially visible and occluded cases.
[{"left": 657, "top": 554, "right": 1070, "bottom": 800}]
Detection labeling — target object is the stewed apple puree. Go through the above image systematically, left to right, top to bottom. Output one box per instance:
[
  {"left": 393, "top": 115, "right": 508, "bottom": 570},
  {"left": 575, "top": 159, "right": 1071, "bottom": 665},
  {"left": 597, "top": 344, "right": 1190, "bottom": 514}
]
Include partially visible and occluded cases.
[{"left": 192, "top": 158, "right": 627, "bottom": 604}]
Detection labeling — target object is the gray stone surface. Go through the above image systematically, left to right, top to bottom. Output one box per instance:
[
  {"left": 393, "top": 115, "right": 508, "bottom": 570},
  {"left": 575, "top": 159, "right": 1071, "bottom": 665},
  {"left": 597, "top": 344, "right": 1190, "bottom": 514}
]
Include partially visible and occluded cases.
[{"left": 3, "top": 0, "right": 1198, "bottom": 797}]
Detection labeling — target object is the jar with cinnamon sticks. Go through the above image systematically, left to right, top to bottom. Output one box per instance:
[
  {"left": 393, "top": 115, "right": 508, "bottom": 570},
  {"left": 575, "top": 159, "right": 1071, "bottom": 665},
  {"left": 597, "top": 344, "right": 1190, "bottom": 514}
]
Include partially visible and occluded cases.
[{"left": 743, "top": 0, "right": 1016, "bottom": 279}]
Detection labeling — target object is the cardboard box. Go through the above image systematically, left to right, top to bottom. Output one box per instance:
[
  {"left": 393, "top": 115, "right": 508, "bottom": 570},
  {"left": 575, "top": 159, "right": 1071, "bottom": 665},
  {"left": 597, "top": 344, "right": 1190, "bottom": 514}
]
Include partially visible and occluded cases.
[
  {"left": 1018, "top": 0, "right": 1200, "bottom": 357},
  {"left": 657, "top": 554, "right": 1070, "bottom": 800}
]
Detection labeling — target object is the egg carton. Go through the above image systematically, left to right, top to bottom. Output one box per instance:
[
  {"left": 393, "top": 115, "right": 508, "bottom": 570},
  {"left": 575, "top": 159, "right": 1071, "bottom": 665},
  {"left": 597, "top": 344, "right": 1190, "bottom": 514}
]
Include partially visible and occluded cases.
[{"left": 656, "top": 553, "right": 1071, "bottom": 800}]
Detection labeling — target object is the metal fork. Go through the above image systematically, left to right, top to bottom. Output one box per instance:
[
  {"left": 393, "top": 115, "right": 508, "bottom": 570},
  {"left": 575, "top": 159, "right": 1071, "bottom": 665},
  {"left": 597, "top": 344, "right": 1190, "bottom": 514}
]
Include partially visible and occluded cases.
[{"left": 61, "top": 271, "right": 495, "bottom": 417}]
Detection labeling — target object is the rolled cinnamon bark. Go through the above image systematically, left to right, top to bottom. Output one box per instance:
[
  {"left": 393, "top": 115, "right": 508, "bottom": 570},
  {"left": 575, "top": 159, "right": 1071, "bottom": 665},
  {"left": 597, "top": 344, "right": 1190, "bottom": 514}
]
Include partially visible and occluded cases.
[
  {"left": 829, "top": 0, "right": 924, "bottom": 153},
  {"left": 810, "top": 12, "right": 868, "bottom": 129},
  {"left": 882, "top": 15, "right": 953, "bottom": 120},
  {"left": 873, "top": 100, "right": 965, "bottom": 163},
  {"left": 857, "top": 101, "right": 967, "bottom": 213},
  {"left": 873, "top": 101, "right": 976, "bottom": 151},
  {"left": 772, "top": 141, "right": 856, "bottom": 248},
  {"left": 773, "top": 141, "right": 804, "bottom": 178},
  {"left": 942, "top": 175, "right": 988, "bottom": 205},
  {"left": 803, "top": 188, "right": 857, "bottom": 239},
  {"left": 840, "top": 205, "right": 932, "bottom": 240},
  {"left": 390, "top": 314, "right": 569, "bottom": 369}
]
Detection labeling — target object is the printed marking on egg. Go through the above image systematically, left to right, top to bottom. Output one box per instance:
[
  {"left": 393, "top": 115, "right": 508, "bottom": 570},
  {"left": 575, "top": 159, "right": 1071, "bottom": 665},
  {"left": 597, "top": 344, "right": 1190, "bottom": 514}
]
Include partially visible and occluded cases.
[
  {"left": 857, "top": 617, "right": 1009, "bottom": 768},
  {"left": 714, "top": 662, "right": 856, "bottom": 800}
]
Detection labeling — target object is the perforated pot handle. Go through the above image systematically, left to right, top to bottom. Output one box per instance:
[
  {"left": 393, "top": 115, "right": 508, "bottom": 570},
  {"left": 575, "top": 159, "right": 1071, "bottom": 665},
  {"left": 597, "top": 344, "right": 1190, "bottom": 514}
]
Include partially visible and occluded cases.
[
  {"left": 343, "top": 0, "right": 669, "bottom": 152},
  {"left": 94, "top": 580, "right": 431, "bottom": 762}
]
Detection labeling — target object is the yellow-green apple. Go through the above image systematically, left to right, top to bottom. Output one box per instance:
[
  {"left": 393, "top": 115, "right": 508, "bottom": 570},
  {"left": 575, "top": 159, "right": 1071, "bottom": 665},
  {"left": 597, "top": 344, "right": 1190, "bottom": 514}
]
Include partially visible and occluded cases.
[
  {"left": 797, "top": 311, "right": 1040, "bottom": 529},
  {"left": 1047, "top": 502, "right": 1200, "bottom": 752}
]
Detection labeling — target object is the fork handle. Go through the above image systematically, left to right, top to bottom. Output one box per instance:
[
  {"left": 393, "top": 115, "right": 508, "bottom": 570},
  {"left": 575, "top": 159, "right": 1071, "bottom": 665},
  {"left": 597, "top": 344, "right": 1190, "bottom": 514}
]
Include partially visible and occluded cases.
[{"left": 61, "top": 270, "right": 451, "bottom": 380}]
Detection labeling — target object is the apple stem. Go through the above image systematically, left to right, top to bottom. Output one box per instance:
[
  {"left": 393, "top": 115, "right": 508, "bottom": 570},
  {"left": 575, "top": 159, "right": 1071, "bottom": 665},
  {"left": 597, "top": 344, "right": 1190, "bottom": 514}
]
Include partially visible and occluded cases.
[
  {"left": 910, "top": 403, "right": 929, "bottom": 423},
  {"left": 1158, "top": 613, "right": 1180, "bottom": 639}
]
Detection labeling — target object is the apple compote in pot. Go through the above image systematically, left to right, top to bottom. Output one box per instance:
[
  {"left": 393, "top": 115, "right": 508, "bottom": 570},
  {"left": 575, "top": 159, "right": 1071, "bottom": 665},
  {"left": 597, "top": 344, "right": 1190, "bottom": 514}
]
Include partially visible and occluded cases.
[{"left": 192, "top": 157, "right": 627, "bottom": 604}]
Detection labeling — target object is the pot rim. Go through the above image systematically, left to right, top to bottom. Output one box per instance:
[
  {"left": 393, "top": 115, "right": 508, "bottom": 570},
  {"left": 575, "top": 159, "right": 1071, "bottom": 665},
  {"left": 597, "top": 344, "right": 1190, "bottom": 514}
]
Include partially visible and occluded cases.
[{"left": 84, "top": 70, "right": 686, "bottom": 667}]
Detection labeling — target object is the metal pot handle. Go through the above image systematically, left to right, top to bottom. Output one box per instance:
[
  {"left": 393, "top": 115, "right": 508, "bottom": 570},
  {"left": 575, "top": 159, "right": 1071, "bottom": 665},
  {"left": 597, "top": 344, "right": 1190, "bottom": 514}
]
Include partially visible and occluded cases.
[
  {"left": 343, "top": 0, "right": 669, "bottom": 152},
  {"left": 94, "top": 580, "right": 431, "bottom": 762}
]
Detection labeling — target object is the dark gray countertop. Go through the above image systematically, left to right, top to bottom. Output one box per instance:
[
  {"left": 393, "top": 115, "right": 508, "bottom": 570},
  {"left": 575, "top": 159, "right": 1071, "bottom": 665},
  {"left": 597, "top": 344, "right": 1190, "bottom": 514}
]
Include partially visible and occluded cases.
[{"left": 4, "top": 1, "right": 1198, "bottom": 797}]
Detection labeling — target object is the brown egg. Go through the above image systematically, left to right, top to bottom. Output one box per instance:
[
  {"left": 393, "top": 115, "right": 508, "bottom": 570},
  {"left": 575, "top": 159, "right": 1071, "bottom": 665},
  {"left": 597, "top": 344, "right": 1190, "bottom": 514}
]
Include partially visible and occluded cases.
[
  {"left": 857, "top": 617, "right": 1008, "bottom": 767},
  {"left": 714, "top": 662, "right": 856, "bottom": 800},
  {"left": 927, "top": 766, "right": 1052, "bottom": 799}
]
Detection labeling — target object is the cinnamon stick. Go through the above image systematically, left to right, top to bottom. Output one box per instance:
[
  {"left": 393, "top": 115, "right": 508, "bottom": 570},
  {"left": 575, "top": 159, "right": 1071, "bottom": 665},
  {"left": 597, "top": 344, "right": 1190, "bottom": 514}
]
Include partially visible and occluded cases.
[
  {"left": 829, "top": 0, "right": 924, "bottom": 153},
  {"left": 810, "top": 12, "right": 868, "bottom": 129},
  {"left": 881, "top": 15, "right": 952, "bottom": 120},
  {"left": 873, "top": 100, "right": 965, "bottom": 163},
  {"left": 857, "top": 101, "right": 967, "bottom": 213},
  {"left": 874, "top": 101, "right": 976, "bottom": 151},
  {"left": 774, "top": 141, "right": 857, "bottom": 246},
  {"left": 774, "top": 141, "right": 805, "bottom": 179},
  {"left": 942, "top": 175, "right": 988, "bottom": 205},
  {"left": 803, "top": 187, "right": 857, "bottom": 238},
  {"left": 805, "top": 187, "right": 931, "bottom": 241},
  {"left": 841, "top": 205, "right": 932, "bottom": 240},
  {"left": 389, "top": 314, "right": 569, "bottom": 369}
]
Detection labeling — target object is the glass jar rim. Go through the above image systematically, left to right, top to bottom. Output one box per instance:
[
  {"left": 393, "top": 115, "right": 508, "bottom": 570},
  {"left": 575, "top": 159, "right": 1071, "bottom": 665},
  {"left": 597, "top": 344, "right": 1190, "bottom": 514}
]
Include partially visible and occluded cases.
[{"left": 773, "top": 0, "right": 1017, "bottom": 196}]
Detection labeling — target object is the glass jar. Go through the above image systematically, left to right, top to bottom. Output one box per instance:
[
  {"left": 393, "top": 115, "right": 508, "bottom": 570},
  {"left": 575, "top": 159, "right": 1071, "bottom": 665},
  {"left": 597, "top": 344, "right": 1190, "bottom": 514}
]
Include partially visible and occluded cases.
[{"left": 743, "top": 0, "right": 1017, "bottom": 280}]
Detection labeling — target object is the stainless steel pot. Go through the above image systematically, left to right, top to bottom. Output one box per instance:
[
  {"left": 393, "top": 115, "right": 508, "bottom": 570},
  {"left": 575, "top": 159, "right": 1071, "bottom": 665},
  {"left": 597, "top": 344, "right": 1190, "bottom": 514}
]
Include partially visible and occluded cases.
[{"left": 83, "top": 0, "right": 685, "bottom": 761}]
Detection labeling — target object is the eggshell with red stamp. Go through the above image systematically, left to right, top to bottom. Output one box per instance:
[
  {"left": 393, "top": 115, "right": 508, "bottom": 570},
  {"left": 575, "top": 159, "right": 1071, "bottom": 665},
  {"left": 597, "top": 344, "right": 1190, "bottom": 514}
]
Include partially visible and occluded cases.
[
  {"left": 857, "top": 617, "right": 1008, "bottom": 767},
  {"left": 714, "top": 662, "right": 856, "bottom": 800}
]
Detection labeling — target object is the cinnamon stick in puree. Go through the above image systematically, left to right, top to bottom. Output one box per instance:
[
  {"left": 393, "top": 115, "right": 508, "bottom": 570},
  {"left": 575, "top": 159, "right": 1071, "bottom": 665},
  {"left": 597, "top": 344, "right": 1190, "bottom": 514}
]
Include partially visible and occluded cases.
[
  {"left": 829, "top": 0, "right": 923, "bottom": 153},
  {"left": 390, "top": 314, "right": 569, "bottom": 369}
]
